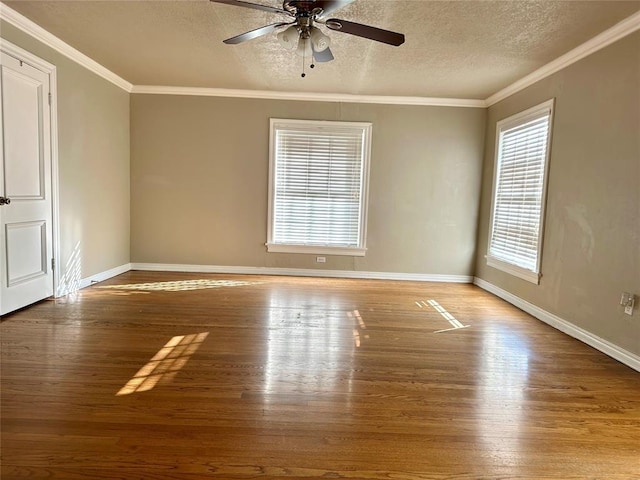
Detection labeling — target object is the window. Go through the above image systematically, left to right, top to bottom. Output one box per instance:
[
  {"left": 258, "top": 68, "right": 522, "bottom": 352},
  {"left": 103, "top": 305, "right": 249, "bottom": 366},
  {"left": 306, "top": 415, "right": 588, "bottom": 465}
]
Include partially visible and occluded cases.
[
  {"left": 487, "top": 99, "right": 554, "bottom": 284},
  {"left": 267, "top": 119, "right": 372, "bottom": 256}
]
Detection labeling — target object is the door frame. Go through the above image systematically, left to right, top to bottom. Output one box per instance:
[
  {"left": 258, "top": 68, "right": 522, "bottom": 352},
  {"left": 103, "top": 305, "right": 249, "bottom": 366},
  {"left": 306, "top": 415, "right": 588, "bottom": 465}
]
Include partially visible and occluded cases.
[{"left": 1, "top": 39, "right": 60, "bottom": 299}]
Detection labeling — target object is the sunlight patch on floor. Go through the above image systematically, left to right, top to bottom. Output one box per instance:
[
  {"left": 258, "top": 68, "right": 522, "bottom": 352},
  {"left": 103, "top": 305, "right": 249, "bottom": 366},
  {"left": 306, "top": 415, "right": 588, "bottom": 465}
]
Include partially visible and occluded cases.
[
  {"left": 99, "top": 279, "right": 261, "bottom": 292},
  {"left": 417, "top": 299, "right": 470, "bottom": 333},
  {"left": 347, "top": 309, "right": 369, "bottom": 347},
  {"left": 116, "top": 332, "right": 209, "bottom": 396}
]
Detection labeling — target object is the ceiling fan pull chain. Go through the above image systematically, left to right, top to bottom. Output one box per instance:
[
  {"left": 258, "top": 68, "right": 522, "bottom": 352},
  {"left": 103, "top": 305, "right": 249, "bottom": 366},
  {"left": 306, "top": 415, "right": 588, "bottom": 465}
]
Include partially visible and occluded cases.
[{"left": 301, "top": 49, "right": 306, "bottom": 78}]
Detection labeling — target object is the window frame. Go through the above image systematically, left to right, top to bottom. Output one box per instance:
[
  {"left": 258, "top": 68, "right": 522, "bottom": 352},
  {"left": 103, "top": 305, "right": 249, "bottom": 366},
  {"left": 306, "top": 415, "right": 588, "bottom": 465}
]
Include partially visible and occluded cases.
[
  {"left": 486, "top": 99, "right": 555, "bottom": 284},
  {"left": 266, "top": 118, "right": 372, "bottom": 256}
]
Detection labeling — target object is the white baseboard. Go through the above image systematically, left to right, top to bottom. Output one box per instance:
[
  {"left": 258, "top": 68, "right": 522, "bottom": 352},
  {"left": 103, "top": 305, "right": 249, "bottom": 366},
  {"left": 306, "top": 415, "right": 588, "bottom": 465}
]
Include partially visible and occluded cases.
[
  {"left": 130, "top": 262, "right": 473, "bottom": 284},
  {"left": 79, "top": 263, "right": 132, "bottom": 290},
  {"left": 474, "top": 277, "right": 640, "bottom": 372}
]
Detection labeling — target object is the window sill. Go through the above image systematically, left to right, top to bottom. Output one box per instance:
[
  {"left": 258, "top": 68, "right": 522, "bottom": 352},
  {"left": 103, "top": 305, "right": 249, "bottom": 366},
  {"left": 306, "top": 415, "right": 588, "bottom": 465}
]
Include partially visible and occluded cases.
[
  {"left": 266, "top": 243, "right": 366, "bottom": 257},
  {"left": 486, "top": 256, "right": 540, "bottom": 284}
]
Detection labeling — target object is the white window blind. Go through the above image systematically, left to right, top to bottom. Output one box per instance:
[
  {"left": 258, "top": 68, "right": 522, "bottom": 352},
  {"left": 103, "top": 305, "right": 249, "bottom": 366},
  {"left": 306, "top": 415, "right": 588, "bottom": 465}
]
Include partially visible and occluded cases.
[
  {"left": 488, "top": 100, "right": 554, "bottom": 283},
  {"left": 267, "top": 119, "right": 371, "bottom": 256}
]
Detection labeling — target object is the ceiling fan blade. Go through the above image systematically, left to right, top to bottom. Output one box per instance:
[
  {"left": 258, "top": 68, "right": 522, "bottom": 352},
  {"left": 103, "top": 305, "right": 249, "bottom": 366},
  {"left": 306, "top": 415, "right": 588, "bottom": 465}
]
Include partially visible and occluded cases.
[
  {"left": 210, "top": 0, "right": 290, "bottom": 16},
  {"left": 313, "top": 0, "right": 355, "bottom": 18},
  {"left": 325, "top": 18, "right": 405, "bottom": 46},
  {"left": 223, "top": 22, "right": 291, "bottom": 44},
  {"left": 313, "top": 46, "right": 334, "bottom": 63}
]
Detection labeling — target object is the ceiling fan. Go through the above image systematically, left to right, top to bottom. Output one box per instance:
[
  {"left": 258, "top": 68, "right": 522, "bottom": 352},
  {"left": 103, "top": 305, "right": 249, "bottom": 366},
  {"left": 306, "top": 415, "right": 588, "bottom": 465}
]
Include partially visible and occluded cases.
[{"left": 210, "top": 0, "right": 405, "bottom": 70}]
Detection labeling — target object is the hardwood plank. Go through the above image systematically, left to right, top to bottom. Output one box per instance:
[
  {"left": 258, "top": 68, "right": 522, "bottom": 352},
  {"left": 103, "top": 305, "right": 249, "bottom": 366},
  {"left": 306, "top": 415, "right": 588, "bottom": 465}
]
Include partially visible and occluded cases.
[{"left": 2, "top": 271, "right": 639, "bottom": 479}]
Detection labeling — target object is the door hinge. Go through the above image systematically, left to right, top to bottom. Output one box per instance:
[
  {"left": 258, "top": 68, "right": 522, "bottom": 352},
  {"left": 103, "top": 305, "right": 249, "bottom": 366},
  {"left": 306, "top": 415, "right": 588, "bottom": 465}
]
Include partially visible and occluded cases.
[
  {"left": 48, "top": 92, "right": 52, "bottom": 105},
  {"left": 51, "top": 258, "right": 55, "bottom": 271}
]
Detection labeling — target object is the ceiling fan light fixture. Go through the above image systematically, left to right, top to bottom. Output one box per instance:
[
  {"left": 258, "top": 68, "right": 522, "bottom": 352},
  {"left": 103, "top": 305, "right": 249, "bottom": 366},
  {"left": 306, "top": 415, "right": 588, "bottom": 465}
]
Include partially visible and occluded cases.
[
  {"left": 277, "top": 25, "right": 299, "bottom": 49},
  {"left": 310, "top": 26, "right": 331, "bottom": 52},
  {"left": 296, "top": 36, "right": 313, "bottom": 57}
]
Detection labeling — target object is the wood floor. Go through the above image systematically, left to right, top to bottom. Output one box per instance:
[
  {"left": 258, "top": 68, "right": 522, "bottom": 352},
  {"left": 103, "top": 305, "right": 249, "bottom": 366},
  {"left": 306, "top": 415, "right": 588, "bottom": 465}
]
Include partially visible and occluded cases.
[{"left": 1, "top": 271, "right": 639, "bottom": 479}]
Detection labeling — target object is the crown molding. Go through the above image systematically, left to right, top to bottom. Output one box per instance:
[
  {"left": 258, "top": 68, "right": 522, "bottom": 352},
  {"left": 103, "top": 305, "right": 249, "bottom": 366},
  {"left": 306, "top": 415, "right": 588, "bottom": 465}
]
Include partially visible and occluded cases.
[
  {"left": 0, "top": 2, "right": 133, "bottom": 92},
  {"left": 486, "top": 10, "right": 640, "bottom": 106},
  {"left": 130, "top": 85, "right": 487, "bottom": 108}
]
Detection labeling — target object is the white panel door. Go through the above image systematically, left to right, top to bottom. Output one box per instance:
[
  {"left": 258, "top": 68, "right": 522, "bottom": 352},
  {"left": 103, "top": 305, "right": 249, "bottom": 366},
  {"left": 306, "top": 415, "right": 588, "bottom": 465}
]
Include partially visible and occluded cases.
[{"left": 0, "top": 52, "right": 54, "bottom": 315}]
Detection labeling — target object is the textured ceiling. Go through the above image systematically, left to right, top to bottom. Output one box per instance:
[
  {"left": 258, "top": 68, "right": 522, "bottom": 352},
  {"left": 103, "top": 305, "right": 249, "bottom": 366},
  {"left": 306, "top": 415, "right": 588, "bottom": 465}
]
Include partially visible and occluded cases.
[{"left": 3, "top": 0, "right": 640, "bottom": 99}]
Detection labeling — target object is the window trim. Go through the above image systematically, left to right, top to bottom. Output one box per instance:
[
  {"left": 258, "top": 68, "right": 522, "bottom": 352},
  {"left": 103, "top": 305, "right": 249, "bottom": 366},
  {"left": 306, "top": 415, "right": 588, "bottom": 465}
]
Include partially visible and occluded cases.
[
  {"left": 486, "top": 99, "right": 555, "bottom": 284},
  {"left": 266, "top": 118, "right": 372, "bottom": 256}
]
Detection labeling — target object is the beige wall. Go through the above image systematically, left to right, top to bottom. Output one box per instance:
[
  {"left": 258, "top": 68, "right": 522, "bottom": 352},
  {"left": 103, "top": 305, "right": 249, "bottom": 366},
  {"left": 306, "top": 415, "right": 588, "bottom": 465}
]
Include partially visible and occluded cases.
[
  {"left": 1, "top": 22, "right": 130, "bottom": 285},
  {"left": 475, "top": 32, "right": 640, "bottom": 355},
  {"left": 130, "top": 96, "right": 486, "bottom": 275}
]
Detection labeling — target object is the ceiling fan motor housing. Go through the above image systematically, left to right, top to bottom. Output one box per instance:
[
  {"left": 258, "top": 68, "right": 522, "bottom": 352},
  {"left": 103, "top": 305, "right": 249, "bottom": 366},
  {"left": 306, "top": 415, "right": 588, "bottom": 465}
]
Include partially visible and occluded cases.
[{"left": 283, "top": 1, "right": 324, "bottom": 17}]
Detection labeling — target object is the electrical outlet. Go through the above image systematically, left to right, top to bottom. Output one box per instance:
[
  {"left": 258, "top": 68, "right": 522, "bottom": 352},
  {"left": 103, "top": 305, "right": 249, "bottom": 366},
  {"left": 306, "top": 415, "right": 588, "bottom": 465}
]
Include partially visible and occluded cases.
[
  {"left": 316, "top": 256, "right": 326, "bottom": 263},
  {"left": 620, "top": 292, "right": 635, "bottom": 315}
]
